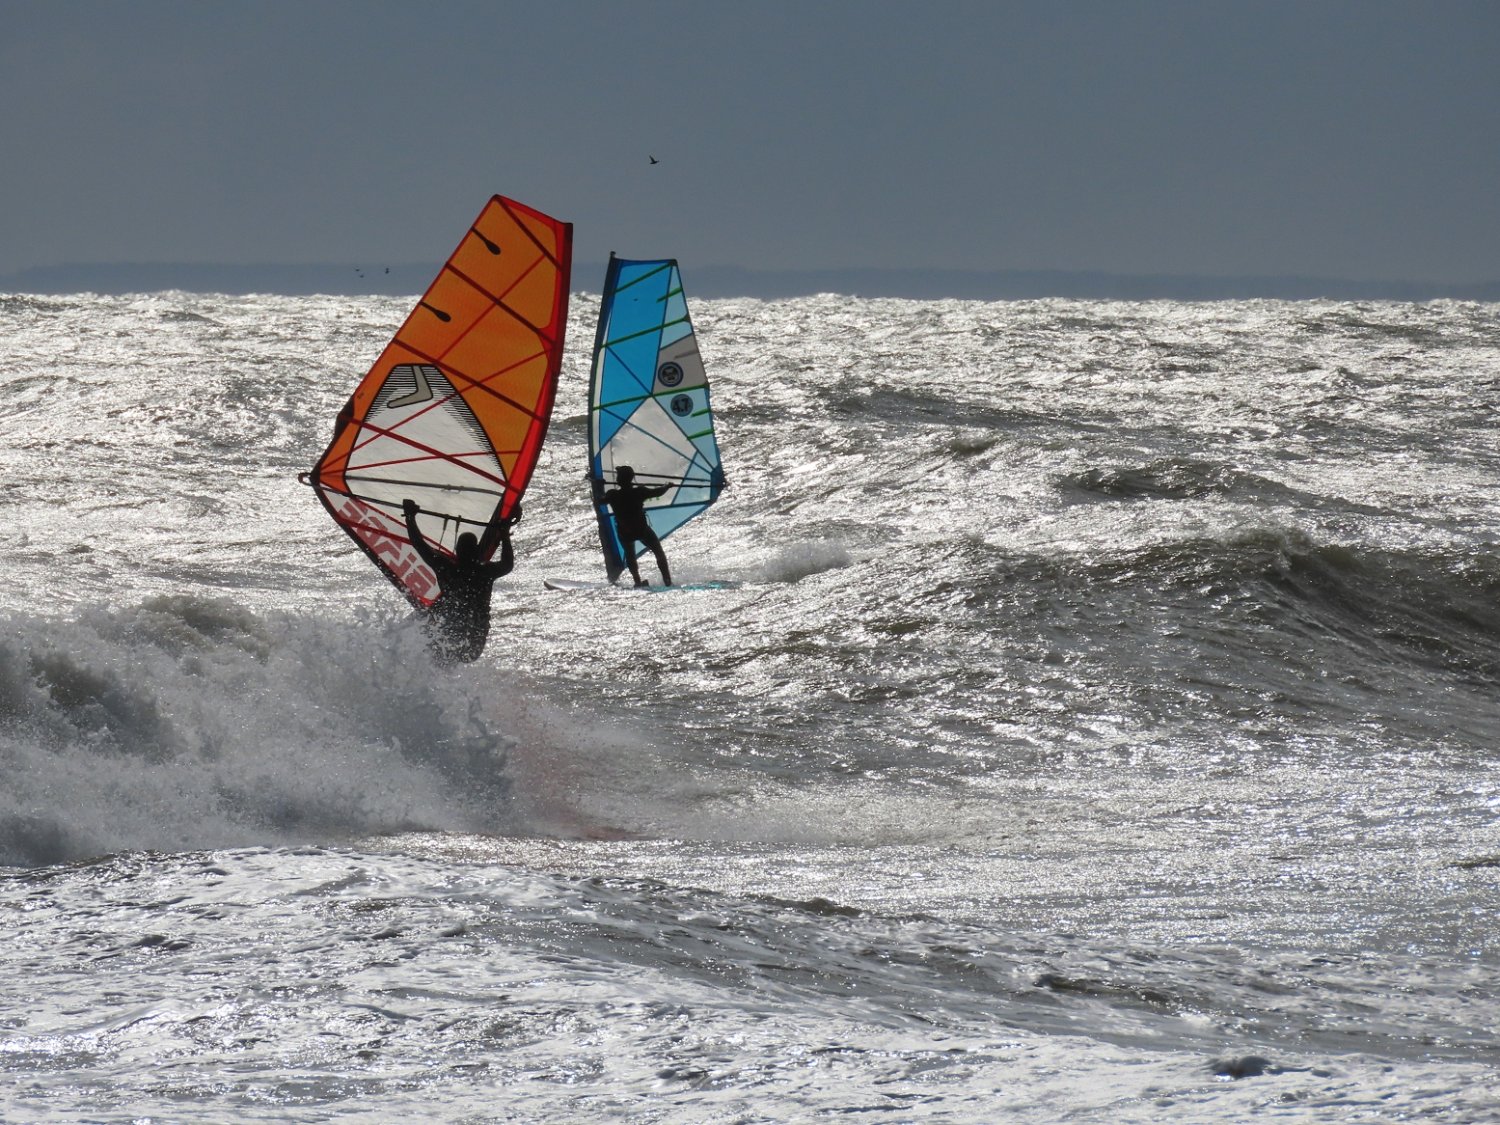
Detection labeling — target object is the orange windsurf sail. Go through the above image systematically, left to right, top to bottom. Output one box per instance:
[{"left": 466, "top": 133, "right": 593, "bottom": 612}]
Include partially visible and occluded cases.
[{"left": 308, "top": 196, "right": 572, "bottom": 607}]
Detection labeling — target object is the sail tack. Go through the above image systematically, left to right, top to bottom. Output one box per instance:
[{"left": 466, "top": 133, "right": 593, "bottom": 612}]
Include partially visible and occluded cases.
[
  {"left": 310, "top": 196, "right": 572, "bottom": 607},
  {"left": 589, "top": 256, "right": 724, "bottom": 580}
]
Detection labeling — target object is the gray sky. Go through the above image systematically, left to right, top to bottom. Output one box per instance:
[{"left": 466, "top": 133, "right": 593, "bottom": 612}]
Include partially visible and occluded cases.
[{"left": 4, "top": 0, "right": 1498, "bottom": 283}]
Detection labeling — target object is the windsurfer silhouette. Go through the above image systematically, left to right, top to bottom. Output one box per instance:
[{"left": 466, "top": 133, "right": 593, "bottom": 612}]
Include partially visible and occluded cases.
[
  {"left": 599, "top": 465, "right": 673, "bottom": 587},
  {"left": 402, "top": 498, "right": 518, "bottom": 664}
]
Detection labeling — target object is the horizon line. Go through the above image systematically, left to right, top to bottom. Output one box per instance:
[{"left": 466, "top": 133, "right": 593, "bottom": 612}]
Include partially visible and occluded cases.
[{"left": 4, "top": 261, "right": 1498, "bottom": 302}]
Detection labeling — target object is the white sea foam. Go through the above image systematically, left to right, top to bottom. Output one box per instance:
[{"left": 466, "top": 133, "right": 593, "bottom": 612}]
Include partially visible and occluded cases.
[
  {"left": 754, "top": 538, "right": 855, "bottom": 583},
  {"left": 0, "top": 596, "right": 533, "bottom": 864}
]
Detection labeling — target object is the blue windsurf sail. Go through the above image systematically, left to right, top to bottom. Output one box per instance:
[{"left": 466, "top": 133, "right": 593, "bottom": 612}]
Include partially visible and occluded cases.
[{"left": 588, "top": 255, "right": 725, "bottom": 581}]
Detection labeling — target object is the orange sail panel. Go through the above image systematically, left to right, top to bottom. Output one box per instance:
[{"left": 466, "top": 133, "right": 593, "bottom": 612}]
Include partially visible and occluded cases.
[{"left": 309, "top": 196, "right": 572, "bottom": 607}]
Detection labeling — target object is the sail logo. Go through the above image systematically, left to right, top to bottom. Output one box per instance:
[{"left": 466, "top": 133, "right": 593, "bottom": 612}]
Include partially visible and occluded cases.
[
  {"left": 657, "top": 361, "right": 684, "bottom": 387},
  {"left": 382, "top": 364, "right": 440, "bottom": 408},
  {"left": 670, "top": 393, "right": 694, "bottom": 416},
  {"left": 332, "top": 494, "right": 439, "bottom": 602}
]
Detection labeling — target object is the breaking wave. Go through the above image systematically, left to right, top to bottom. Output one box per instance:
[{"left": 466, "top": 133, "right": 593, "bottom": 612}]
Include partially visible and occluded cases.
[{"left": 0, "top": 595, "right": 538, "bottom": 866}]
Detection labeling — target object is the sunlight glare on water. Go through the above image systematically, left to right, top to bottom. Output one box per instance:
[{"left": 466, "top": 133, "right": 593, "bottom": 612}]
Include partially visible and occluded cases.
[{"left": 0, "top": 291, "right": 1497, "bottom": 1122}]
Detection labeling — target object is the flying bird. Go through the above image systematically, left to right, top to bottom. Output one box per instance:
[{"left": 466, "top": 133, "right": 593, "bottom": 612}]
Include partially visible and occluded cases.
[{"left": 648, "top": 155, "right": 659, "bottom": 165}]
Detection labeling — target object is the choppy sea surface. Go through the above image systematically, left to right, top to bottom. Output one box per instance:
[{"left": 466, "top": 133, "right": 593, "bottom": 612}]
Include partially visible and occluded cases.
[{"left": 1, "top": 290, "right": 1497, "bottom": 1122}]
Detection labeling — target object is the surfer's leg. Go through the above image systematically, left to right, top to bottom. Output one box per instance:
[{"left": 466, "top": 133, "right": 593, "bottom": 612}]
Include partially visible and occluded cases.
[
  {"left": 642, "top": 530, "right": 672, "bottom": 586},
  {"left": 623, "top": 539, "right": 645, "bottom": 586}
]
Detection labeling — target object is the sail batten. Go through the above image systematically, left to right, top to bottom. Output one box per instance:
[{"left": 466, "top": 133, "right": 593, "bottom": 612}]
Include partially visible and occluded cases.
[
  {"left": 309, "top": 195, "right": 572, "bottom": 608},
  {"left": 588, "top": 254, "right": 724, "bottom": 582}
]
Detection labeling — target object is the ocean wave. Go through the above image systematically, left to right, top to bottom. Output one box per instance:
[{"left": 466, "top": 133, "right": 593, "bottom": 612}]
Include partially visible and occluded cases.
[
  {"left": 1057, "top": 457, "right": 1283, "bottom": 503},
  {"left": 987, "top": 527, "right": 1500, "bottom": 683},
  {"left": 754, "top": 540, "right": 855, "bottom": 583},
  {"left": 0, "top": 596, "right": 531, "bottom": 866}
]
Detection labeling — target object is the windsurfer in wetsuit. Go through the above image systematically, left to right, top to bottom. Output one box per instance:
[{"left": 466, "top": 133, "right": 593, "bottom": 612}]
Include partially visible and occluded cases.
[
  {"left": 600, "top": 465, "right": 673, "bottom": 587},
  {"left": 402, "top": 498, "right": 519, "bottom": 664}
]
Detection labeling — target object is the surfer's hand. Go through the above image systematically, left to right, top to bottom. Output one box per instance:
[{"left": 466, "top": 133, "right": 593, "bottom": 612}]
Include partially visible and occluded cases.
[
  {"left": 402, "top": 498, "right": 418, "bottom": 516},
  {"left": 502, "top": 503, "right": 523, "bottom": 528}
]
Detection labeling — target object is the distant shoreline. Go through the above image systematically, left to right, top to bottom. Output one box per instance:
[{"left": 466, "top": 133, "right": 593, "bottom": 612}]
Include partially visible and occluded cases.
[{"left": 3, "top": 262, "right": 1497, "bottom": 303}]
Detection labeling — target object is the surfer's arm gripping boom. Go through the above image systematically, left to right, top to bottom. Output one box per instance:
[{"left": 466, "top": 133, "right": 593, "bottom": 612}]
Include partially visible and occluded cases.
[{"left": 402, "top": 500, "right": 441, "bottom": 569}]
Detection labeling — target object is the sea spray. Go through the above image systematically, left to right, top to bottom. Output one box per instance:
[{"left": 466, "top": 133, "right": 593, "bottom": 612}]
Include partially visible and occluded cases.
[{"left": 0, "top": 596, "right": 524, "bottom": 864}]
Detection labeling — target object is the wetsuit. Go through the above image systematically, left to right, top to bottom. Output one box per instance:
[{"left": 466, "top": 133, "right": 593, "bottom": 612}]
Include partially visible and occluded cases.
[
  {"left": 603, "top": 480, "right": 672, "bottom": 586},
  {"left": 404, "top": 506, "right": 514, "bottom": 664}
]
